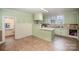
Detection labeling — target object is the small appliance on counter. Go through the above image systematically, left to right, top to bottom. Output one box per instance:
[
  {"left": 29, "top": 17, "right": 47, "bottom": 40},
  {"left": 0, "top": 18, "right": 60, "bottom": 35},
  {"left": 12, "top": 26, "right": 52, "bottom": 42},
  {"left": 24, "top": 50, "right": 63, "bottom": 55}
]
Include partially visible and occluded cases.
[{"left": 41, "top": 23, "right": 48, "bottom": 28}]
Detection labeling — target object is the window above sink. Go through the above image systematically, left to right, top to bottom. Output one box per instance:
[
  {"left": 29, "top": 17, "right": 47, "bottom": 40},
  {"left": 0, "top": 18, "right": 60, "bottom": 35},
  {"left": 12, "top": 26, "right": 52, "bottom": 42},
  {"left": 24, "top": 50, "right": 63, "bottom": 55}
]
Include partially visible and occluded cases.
[{"left": 47, "top": 15, "right": 64, "bottom": 24}]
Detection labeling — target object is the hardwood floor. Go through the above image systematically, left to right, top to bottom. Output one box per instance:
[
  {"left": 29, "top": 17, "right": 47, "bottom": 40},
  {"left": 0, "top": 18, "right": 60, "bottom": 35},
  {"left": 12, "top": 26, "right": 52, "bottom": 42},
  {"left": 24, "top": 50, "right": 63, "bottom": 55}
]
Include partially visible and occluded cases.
[
  {"left": 0, "top": 35, "right": 79, "bottom": 51},
  {"left": 0, "top": 36, "right": 52, "bottom": 51},
  {"left": 52, "top": 36, "right": 79, "bottom": 51}
]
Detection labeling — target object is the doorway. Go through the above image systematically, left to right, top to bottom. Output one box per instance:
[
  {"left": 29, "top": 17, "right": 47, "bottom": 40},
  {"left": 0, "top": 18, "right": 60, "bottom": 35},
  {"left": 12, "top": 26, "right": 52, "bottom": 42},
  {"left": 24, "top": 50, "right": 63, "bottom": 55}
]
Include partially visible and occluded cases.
[{"left": 2, "top": 16, "right": 15, "bottom": 43}]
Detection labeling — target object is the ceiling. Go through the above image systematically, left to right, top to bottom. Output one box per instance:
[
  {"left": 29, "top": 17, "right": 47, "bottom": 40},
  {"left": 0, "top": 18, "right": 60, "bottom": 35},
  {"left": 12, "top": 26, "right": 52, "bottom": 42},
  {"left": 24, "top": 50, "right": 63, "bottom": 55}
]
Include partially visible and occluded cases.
[
  {"left": 10, "top": 8, "right": 79, "bottom": 15},
  {"left": 12, "top": 8, "right": 43, "bottom": 13},
  {"left": 45, "top": 8, "right": 79, "bottom": 16},
  {"left": 45, "top": 8, "right": 64, "bottom": 15}
]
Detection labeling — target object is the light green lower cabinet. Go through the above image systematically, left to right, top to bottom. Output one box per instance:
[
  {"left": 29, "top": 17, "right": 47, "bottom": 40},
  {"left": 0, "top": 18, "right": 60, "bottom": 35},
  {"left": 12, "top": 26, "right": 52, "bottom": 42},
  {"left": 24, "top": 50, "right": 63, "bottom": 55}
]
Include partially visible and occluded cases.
[
  {"left": 55, "top": 28, "right": 69, "bottom": 36},
  {"left": 55, "top": 28, "right": 61, "bottom": 35},
  {"left": 60, "top": 28, "right": 69, "bottom": 36}
]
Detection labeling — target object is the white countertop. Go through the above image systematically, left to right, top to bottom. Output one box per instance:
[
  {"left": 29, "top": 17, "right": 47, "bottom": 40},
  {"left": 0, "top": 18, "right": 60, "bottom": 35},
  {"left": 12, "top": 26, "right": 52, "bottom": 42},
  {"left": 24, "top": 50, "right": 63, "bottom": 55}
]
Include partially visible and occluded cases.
[{"left": 40, "top": 27, "right": 55, "bottom": 31}]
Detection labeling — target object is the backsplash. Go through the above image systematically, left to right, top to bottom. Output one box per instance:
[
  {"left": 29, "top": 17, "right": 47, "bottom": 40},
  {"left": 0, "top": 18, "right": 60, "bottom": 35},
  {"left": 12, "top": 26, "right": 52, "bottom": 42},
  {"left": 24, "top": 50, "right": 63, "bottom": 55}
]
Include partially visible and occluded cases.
[
  {"left": 43, "top": 24, "right": 78, "bottom": 29},
  {"left": 47, "top": 24, "right": 63, "bottom": 28}
]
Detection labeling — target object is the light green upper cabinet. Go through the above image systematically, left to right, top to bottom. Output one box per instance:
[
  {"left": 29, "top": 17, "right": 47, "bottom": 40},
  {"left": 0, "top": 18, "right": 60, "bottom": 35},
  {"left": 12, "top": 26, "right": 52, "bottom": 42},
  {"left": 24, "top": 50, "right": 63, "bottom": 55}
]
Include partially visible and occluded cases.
[
  {"left": 64, "top": 11, "right": 78, "bottom": 24},
  {"left": 33, "top": 12, "right": 43, "bottom": 21}
]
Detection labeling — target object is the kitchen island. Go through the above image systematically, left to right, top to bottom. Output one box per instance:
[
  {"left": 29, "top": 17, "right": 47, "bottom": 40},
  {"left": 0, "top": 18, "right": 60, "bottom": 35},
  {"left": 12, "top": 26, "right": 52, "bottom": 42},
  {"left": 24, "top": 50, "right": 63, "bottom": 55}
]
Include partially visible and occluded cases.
[
  {"left": 32, "top": 24, "right": 55, "bottom": 42},
  {"left": 40, "top": 27, "right": 55, "bottom": 42}
]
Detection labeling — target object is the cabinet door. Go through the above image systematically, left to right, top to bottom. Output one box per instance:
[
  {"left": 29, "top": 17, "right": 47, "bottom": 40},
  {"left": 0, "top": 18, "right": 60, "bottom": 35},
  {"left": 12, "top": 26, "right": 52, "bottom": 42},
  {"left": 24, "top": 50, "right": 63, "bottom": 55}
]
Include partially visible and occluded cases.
[
  {"left": 77, "top": 11, "right": 79, "bottom": 24},
  {"left": 64, "top": 12, "right": 78, "bottom": 24},
  {"left": 70, "top": 12, "right": 78, "bottom": 24},
  {"left": 55, "top": 28, "right": 61, "bottom": 35},
  {"left": 55, "top": 28, "right": 68, "bottom": 36},
  {"left": 60, "top": 28, "right": 68, "bottom": 36}
]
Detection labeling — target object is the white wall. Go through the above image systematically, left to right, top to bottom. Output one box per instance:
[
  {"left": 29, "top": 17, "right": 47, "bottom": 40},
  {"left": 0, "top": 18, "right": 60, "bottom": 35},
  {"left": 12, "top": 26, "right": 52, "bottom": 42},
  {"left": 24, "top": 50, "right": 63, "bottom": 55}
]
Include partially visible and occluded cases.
[
  {"left": 1, "top": 9, "right": 33, "bottom": 42},
  {"left": 15, "top": 23, "right": 32, "bottom": 39}
]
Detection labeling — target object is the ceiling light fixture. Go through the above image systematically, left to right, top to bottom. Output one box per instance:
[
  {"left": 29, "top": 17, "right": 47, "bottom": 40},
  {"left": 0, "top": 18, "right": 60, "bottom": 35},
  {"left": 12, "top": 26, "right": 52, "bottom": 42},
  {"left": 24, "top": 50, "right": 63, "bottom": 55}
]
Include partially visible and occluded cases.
[{"left": 40, "top": 8, "right": 48, "bottom": 12}]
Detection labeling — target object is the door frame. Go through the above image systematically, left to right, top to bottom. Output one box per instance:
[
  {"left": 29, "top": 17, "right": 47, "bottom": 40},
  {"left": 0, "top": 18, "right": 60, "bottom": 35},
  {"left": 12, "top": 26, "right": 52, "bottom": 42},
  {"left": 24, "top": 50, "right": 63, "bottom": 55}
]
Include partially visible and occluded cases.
[{"left": 2, "top": 16, "right": 16, "bottom": 43}]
